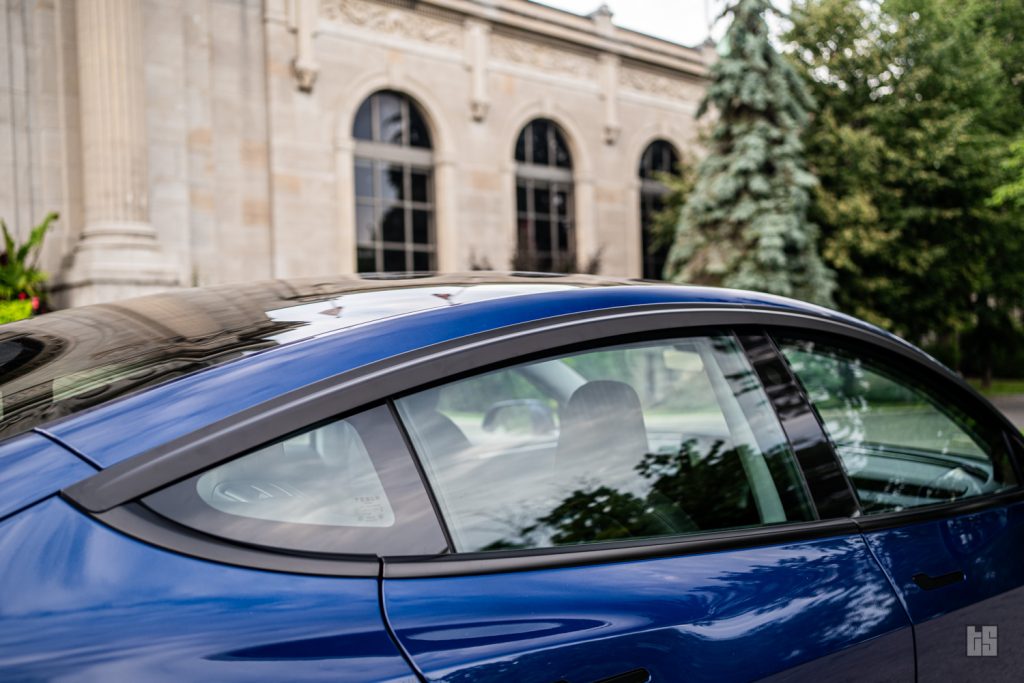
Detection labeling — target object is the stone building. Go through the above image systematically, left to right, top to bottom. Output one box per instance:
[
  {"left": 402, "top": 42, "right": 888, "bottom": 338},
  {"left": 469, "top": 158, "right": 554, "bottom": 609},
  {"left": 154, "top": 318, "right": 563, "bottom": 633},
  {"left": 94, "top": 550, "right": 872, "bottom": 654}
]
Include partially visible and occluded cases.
[{"left": 1, "top": 0, "right": 710, "bottom": 306}]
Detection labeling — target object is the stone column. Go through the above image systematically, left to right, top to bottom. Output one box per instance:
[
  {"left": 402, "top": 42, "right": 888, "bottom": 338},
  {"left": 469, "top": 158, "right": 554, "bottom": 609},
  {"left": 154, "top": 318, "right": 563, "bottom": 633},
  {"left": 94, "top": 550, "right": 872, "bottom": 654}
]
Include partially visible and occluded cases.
[{"left": 62, "top": 0, "right": 179, "bottom": 307}]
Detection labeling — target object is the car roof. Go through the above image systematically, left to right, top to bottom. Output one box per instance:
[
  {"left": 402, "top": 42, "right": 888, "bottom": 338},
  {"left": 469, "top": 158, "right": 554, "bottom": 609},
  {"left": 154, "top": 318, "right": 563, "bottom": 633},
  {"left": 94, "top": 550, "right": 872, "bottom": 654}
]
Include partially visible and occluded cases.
[
  {"left": 1, "top": 271, "right": 894, "bottom": 465},
  {"left": 0, "top": 273, "right": 608, "bottom": 441}
]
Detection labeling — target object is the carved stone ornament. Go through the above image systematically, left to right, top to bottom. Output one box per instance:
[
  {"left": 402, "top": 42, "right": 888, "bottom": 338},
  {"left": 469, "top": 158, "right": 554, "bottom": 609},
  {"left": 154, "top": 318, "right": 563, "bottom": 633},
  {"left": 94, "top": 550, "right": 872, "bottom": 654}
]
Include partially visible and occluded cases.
[
  {"left": 321, "top": 0, "right": 462, "bottom": 49},
  {"left": 490, "top": 33, "right": 596, "bottom": 80},
  {"left": 619, "top": 65, "right": 695, "bottom": 100}
]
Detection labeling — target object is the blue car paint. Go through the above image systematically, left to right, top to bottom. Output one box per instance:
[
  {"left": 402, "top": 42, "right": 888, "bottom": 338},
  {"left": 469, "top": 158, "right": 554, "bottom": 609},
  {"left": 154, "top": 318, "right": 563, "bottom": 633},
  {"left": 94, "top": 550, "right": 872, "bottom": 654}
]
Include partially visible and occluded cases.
[
  {"left": 45, "top": 285, "right": 896, "bottom": 469},
  {"left": 0, "top": 431, "right": 95, "bottom": 522},
  {"left": 0, "top": 497, "right": 418, "bottom": 682},
  {"left": 864, "top": 501, "right": 1024, "bottom": 681},
  {"left": 382, "top": 534, "right": 914, "bottom": 682}
]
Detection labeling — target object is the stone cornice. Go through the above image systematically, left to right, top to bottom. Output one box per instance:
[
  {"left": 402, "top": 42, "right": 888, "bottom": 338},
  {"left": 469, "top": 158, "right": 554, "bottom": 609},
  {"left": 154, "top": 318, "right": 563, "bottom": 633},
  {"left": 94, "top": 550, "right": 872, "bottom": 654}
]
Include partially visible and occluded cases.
[
  {"left": 295, "top": 0, "right": 710, "bottom": 82},
  {"left": 426, "top": 0, "right": 711, "bottom": 80}
]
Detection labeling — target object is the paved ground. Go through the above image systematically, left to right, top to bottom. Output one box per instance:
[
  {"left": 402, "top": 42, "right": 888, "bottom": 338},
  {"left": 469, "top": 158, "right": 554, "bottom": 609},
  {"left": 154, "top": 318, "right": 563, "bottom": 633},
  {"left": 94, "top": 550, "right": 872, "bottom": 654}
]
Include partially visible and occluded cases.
[{"left": 990, "top": 395, "right": 1024, "bottom": 429}]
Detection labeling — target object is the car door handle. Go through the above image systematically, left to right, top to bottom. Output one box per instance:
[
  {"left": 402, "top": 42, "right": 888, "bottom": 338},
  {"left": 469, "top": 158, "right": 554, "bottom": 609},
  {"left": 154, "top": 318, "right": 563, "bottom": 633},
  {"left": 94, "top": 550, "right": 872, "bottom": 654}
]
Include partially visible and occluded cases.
[{"left": 913, "top": 570, "right": 964, "bottom": 590}]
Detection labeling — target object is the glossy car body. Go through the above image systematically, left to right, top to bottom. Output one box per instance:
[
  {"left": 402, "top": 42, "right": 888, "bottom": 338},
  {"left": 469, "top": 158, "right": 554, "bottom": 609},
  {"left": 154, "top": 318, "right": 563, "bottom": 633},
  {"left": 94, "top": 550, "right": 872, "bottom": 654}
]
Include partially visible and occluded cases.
[{"left": 0, "top": 273, "right": 1021, "bottom": 682}]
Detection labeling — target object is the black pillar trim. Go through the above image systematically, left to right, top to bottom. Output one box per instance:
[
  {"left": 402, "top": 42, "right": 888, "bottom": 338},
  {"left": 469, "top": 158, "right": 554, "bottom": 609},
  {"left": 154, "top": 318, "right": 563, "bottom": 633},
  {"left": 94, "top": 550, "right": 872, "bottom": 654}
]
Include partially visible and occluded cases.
[{"left": 738, "top": 332, "right": 859, "bottom": 519}]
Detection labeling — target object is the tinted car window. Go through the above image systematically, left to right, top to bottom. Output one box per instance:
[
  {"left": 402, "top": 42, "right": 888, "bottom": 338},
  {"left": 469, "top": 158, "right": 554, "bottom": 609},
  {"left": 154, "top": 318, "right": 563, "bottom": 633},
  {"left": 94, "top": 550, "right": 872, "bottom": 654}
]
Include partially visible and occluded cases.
[
  {"left": 395, "top": 334, "right": 813, "bottom": 552},
  {"left": 779, "top": 337, "right": 1018, "bottom": 514},
  {"left": 144, "top": 405, "right": 447, "bottom": 555}
]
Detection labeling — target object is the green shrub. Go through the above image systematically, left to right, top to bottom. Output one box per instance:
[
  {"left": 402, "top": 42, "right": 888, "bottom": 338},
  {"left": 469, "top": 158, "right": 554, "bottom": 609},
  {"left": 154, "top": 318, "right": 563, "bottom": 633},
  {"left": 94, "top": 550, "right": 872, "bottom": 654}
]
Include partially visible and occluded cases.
[
  {"left": 0, "top": 212, "right": 57, "bottom": 321},
  {"left": 0, "top": 300, "right": 33, "bottom": 324}
]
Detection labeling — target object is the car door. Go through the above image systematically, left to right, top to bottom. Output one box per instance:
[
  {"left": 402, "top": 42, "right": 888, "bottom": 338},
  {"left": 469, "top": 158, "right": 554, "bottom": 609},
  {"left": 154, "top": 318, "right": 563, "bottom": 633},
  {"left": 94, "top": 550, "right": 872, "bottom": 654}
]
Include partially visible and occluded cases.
[
  {"left": 381, "top": 329, "right": 914, "bottom": 683},
  {"left": 776, "top": 332, "right": 1024, "bottom": 682}
]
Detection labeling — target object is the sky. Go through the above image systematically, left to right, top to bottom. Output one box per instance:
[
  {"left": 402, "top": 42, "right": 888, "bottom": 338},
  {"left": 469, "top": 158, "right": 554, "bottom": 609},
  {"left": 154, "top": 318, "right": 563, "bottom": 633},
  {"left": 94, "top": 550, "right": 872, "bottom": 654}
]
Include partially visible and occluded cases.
[{"left": 534, "top": 0, "right": 791, "bottom": 47}]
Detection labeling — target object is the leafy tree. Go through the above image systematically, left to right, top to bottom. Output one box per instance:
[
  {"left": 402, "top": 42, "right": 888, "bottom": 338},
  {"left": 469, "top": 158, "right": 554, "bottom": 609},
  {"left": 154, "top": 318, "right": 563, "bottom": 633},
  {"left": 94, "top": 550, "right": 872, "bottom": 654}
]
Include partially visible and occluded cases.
[
  {"left": 665, "top": 0, "right": 835, "bottom": 306},
  {"left": 787, "top": 0, "right": 1024, "bottom": 380}
]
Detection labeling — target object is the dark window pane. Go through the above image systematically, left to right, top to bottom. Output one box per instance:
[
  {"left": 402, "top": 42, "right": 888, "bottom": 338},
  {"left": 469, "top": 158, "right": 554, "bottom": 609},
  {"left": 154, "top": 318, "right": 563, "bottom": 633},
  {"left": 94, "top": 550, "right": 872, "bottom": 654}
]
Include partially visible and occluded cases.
[
  {"left": 352, "top": 91, "right": 437, "bottom": 285},
  {"left": 377, "top": 92, "right": 404, "bottom": 146},
  {"left": 353, "top": 99, "right": 373, "bottom": 140},
  {"left": 408, "top": 102, "right": 431, "bottom": 149},
  {"left": 531, "top": 121, "right": 549, "bottom": 165},
  {"left": 553, "top": 127, "right": 571, "bottom": 168},
  {"left": 515, "top": 129, "right": 527, "bottom": 162},
  {"left": 640, "top": 140, "right": 679, "bottom": 178},
  {"left": 664, "top": 145, "right": 679, "bottom": 174},
  {"left": 355, "top": 160, "right": 374, "bottom": 198},
  {"left": 379, "top": 163, "right": 404, "bottom": 201},
  {"left": 411, "top": 171, "right": 429, "bottom": 203},
  {"left": 516, "top": 183, "right": 528, "bottom": 212},
  {"left": 533, "top": 186, "right": 551, "bottom": 215},
  {"left": 554, "top": 189, "right": 568, "bottom": 217},
  {"left": 641, "top": 194, "right": 669, "bottom": 281},
  {"left": 651, "top": 194, "right": 665, "bottom": 214},
  {"left": 356, "top": 202, "right": 377, "bottom": 244},
  {"left": 382, "top": 205, "right": 405, "bottom": 243},
  {"left": 412, "top": 209, "right": 430, "bottom": 245},
  {"left": 517, "top": 218, "right": 530, "bottom": 252},
  {"left": 536, "top": 218, "right": 551, "bottom": 252},
  {"left": 557, "top": 220, "right": 570, "bottom": 251},
  {"left": 357, "top": 247, "right": 376, "bottom": 273},
  {"left": 383, "top": 249, "right": 407, "bottom": 272},
  {"left": 413, "top": 250, "right": 431, "bottom": 272},
  {"left": 536, "top": 253, "right": 553, "bottom": 272},
  {"left": 144, "top": 405, "right": 448, "bottom": 556}
]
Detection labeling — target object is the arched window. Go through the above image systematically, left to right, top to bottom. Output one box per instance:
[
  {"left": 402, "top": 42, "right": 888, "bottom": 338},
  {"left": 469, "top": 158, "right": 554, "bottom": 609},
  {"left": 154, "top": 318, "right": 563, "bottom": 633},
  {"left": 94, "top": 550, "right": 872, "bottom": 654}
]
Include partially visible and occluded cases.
[
  {"left": 352, "top": 90, "right": 435, "bottom": 273},
  {"left": 514, "top": 119, "right": 574, "bottom": 272},
  {"left": 639, "top": 140, "right": 680, "bottom": 280}
]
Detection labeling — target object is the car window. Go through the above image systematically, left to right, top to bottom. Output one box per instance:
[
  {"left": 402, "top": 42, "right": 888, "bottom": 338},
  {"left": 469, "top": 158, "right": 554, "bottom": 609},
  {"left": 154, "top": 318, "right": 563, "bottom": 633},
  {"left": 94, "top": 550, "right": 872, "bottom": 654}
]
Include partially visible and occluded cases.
[
  {"left": 395, "top": 334, "right": 813, "bottom": 553},
  {"left": 778, "top": 337, "right": 1018, "bottom": 514},
  {"left": 144, "top": 405, "right": 448, "bottom": 555}
]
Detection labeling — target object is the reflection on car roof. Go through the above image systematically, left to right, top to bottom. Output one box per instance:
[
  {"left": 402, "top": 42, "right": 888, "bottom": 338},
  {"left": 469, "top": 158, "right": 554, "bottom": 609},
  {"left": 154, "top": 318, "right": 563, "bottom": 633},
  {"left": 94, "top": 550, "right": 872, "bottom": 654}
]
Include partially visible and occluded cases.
[{"left": 0, "top": 273, "right": 634, "bottom": 441}]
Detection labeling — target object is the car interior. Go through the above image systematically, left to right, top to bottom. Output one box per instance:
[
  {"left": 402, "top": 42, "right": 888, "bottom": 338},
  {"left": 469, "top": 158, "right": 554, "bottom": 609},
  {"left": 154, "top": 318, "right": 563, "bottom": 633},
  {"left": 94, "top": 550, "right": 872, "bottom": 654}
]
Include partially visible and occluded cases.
[{"left": 398, "top": 337, "right": 801, "bottom": 552}]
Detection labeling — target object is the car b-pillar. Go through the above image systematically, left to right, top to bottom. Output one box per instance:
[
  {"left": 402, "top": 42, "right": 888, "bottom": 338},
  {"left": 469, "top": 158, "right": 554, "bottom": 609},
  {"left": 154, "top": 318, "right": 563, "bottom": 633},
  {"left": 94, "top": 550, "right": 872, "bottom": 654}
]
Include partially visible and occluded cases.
[{"left": 60, "top": 0, "right": 179, "bottom": 307}]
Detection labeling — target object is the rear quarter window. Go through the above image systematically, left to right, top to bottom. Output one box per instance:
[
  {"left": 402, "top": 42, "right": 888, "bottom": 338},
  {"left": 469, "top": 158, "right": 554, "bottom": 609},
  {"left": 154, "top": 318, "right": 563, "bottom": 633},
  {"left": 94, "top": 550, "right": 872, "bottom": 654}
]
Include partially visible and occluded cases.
[
  {"left": 778, "top": 336, "right": 1018, "bottom": 514},
  {"left": 144, "top": 405, "right": 447, "bottom": 556}
]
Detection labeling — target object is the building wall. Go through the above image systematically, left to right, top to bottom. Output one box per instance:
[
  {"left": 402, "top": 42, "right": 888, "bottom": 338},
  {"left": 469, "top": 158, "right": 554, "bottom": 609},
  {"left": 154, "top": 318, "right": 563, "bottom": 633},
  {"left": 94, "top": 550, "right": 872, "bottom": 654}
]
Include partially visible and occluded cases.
[{"left": 0, "top": 0, "right": 709, "bottom": 305}]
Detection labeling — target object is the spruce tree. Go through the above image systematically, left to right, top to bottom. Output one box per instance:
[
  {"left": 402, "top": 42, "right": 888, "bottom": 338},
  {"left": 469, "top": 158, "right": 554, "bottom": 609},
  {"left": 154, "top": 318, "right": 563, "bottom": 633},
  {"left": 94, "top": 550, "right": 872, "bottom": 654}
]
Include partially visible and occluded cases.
[{"left": 665, "top": 0, "right": 834, "bottom": 306}]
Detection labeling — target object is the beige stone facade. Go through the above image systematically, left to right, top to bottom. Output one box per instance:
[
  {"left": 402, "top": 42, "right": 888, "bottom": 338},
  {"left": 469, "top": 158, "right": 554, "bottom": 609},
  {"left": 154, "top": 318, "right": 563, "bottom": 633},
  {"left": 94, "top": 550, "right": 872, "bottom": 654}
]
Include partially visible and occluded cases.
[{"left": 1, "top": 0, "right": 710, "bottom": 306}]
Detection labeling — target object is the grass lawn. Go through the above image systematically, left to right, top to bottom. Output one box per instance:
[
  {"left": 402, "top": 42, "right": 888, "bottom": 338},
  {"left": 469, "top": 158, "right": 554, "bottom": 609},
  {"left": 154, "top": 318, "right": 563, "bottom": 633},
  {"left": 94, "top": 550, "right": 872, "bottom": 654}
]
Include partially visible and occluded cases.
[{"left": 966, "top": 378, "right": 1024, "bottom": 397}]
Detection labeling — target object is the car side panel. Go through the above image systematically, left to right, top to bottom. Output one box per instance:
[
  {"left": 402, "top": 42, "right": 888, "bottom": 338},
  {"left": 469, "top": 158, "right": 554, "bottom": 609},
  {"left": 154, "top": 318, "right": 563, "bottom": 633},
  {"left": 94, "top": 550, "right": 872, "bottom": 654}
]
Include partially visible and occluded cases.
[
  {"left": 0, "top": 431, "right": 95, "bottom": 522},
  {"left": 0, "top": 498, "right": 417, "bottom": 682},
  {"left": 863, "top": 500, "right": 1024, "bottom": 681},
  {"left": 382, "top": 534, "right": 914, "bottom": 683}
]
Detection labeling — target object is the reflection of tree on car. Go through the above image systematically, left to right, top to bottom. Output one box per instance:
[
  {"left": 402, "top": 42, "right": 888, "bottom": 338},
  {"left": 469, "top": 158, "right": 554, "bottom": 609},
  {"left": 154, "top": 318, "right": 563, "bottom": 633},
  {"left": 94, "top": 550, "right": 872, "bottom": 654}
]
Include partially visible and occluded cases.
[{"left": 482, "top": 438, "right": 765, "bottom": 551}]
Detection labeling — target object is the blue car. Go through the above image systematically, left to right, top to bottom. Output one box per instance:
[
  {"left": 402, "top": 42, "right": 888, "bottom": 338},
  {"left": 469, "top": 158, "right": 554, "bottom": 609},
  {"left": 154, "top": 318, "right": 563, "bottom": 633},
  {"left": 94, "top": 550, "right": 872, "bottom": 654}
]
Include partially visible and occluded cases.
[{"left": 1, "top": 273, "right": 1021, "bottom": 682}]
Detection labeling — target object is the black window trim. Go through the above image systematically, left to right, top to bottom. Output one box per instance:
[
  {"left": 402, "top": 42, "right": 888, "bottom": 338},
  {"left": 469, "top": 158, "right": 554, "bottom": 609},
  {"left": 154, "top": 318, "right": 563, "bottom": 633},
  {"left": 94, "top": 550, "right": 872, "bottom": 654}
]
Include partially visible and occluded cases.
[
  {"left": 61, "top": 304, "right": 1024, "bottom": 576},
  {"left": 738, "top": 332, "right": 858, "bottom": 519}
]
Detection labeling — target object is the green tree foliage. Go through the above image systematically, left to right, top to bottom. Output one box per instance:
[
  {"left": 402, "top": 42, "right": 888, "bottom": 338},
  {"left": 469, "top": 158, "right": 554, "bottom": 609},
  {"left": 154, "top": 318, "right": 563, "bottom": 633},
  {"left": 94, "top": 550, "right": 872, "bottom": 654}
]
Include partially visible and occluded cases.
[
  {"left": 665, "top": 0, "right": 835, "bottom": 306},
  {"left": 787, "top": 0, "right": 1024, "bottom": 378},
  {"left": 992, "top": 137, "right": 1024, "bottom": 210}
]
